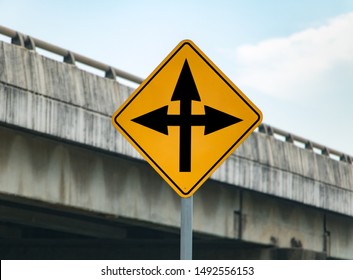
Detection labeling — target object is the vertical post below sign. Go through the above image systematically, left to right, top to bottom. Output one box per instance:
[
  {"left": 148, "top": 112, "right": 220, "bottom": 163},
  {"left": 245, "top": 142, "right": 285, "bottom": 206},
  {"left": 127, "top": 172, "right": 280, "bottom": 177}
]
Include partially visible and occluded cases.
[{"left": 112, "top": 40, "right": 263, "bottom": 259}]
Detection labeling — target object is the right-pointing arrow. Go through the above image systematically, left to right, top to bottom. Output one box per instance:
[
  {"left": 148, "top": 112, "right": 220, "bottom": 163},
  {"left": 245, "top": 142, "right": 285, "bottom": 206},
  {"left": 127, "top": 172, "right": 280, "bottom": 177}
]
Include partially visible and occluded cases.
[{"left": 199, "top": 106, "right": 242, "bottom": 135}]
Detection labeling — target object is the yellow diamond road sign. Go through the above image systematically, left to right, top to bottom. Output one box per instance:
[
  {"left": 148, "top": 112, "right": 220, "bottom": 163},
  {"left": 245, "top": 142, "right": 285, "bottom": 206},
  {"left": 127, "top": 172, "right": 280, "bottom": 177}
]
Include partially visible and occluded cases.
[{"left": 112, "top": 40, "right": 262, "bottom": 198}]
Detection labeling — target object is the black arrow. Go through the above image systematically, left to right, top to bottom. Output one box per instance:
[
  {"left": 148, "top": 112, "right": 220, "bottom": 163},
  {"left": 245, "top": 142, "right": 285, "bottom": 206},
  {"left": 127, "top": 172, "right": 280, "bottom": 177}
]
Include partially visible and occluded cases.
[
  {"left": 132, "top": 59, "right": 242, "bottom": 172},
  {"left": 171, "top": 60, "right": 200, "bottom": 172},
  {"left": 132, "top": 105, "right": 242, "bottom": 136}
]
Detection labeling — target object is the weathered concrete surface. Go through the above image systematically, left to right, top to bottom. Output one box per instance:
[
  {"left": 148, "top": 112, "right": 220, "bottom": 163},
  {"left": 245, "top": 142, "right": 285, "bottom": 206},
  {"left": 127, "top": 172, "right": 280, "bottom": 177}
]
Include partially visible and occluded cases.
[
  {"left": 0, "top": 40, "right": 352, "bottom": 217},
  {"left": 0, "top": 40, "right": 139, "bottom": 158},
  {"left": 1, "top": 40, "right": 353, "bottom": 258},
  {"left": 1, "top": 126, "right": 353, "bottom": 259},
  {"left": 0, "top": 127, "right": 236, "bottom": 238},
  {"left": 222, "top": 134, "right": 353, "bottom": 216}
]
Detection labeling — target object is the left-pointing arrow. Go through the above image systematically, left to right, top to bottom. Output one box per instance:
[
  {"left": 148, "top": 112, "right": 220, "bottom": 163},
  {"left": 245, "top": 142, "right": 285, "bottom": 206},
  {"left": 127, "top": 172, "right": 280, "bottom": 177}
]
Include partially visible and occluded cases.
[{"left": 132, "top": 105, "right": 170, "bottom": 135}]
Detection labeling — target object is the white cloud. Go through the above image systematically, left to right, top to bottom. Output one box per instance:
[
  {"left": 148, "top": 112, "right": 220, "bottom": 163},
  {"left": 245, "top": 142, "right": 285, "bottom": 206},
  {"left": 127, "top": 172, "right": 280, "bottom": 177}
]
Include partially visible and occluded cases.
[{"left": 231, "top": 12, "right": 353, "bottom": 100}]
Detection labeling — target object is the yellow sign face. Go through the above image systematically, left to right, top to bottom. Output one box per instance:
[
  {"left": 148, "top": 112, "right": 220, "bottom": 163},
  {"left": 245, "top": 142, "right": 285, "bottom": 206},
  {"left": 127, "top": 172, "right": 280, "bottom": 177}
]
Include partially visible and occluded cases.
[{"left": 112, "top": 40, "right": 262, "bottom": 197}]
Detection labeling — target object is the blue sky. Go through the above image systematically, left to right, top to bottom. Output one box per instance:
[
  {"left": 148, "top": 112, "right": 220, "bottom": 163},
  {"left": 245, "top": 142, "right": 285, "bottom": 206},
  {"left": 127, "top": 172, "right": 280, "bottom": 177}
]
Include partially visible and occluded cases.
[{"left": 1, "top": 0, "right": 353, "bottom": 155}]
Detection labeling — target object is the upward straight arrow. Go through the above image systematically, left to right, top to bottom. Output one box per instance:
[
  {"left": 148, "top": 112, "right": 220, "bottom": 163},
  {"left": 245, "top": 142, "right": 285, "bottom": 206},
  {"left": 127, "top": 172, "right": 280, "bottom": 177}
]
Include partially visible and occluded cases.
[
  {"left": 171, "top": 60, "right": 201, "bottom": 172},
  {"left": 171, "top": 60, "right": 201, "bottom": 102}
]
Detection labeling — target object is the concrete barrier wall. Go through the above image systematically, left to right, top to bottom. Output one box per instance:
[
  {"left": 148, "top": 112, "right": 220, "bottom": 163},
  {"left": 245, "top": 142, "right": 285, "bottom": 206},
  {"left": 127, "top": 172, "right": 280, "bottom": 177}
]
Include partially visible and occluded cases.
[{"left": 0, "top": 40, "right": 352, "bottom": 217}]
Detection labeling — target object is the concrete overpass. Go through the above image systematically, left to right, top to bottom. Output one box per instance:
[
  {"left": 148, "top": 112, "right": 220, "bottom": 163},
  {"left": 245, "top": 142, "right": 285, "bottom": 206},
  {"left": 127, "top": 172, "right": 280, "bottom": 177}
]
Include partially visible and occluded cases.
[{"left": 0, "top": 26, "right": 352, "bottom": 259}]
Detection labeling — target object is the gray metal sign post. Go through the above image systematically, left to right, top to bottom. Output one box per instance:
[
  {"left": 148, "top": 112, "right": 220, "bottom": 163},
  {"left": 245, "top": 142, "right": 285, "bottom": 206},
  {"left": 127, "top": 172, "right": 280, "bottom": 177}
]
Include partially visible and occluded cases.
[{"left": 180, "top": 196, "right": 193, "bottom": 260}]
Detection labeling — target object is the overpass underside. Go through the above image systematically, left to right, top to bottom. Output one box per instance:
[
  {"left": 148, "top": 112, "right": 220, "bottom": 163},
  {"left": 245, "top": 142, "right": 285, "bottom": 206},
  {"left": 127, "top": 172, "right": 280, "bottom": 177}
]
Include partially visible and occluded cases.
[
  {"left": 0, "top": 126, "right": 347, "bottom": 260},
  {"left": 0, "top": 195, "right": 273, "bottom": 260}
]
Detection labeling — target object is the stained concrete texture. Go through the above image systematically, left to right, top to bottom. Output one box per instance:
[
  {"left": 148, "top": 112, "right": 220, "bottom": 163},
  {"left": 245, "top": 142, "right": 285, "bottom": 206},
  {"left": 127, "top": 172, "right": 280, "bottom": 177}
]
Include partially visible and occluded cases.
[
  {"left": 1, "top": 40, "right": 353, "bottom": 259},
  {"left": 0, "top": 41, "right": 352, "bottom": 216},
  {"left": 1, "top": 127, "right": 353, "bottom": 259}
]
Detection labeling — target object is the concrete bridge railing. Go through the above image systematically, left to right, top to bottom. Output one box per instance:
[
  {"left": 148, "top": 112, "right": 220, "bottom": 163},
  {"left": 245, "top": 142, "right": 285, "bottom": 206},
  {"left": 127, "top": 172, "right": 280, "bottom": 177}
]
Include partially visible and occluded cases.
[
  {"left": 0, "top": 25, "right": 143, "bottom": 84},
  {"left": 1, "top": 25, "right": 351, "bottom": 165}
]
